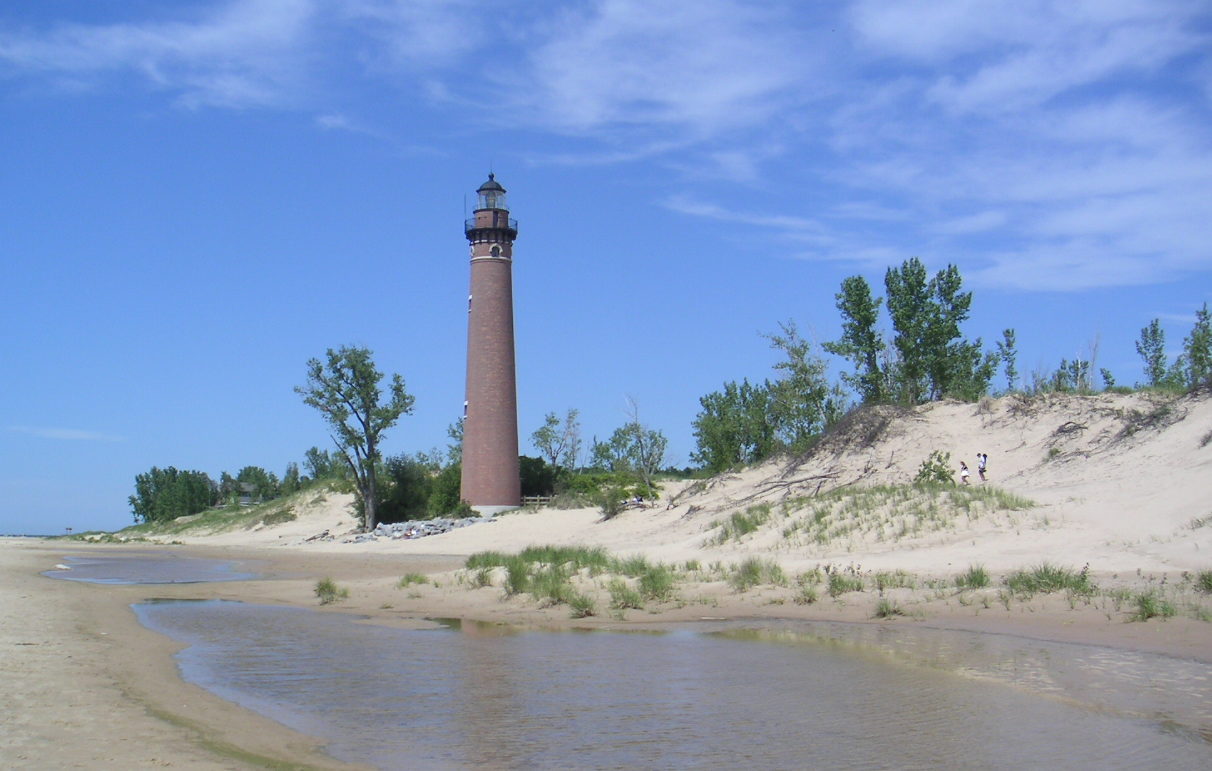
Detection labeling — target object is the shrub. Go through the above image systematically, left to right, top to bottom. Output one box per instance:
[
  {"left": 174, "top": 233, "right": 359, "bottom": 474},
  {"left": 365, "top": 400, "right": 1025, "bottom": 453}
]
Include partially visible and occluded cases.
[
  {"left": 915, "top": 451, "right": 954, "bottom": 484},
  {"left": 315, "top": 577, "right": 349, "bottom": 605},
  {"left": 793, "top": 585, "right": 819, "bottom": 605}
]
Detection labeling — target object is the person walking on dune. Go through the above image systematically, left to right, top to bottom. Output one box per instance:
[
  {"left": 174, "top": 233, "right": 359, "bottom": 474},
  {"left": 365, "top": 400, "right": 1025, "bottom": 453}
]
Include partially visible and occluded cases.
[
  {"left": 977, "top": 452, "right": 988, "bottom": 482},
  {"left": 960, "top": 461, "right": 970, "bottom": 485}
]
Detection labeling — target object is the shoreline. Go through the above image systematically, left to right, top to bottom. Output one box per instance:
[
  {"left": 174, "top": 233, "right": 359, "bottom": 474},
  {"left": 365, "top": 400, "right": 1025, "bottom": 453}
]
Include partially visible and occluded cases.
[{"left": 6, "top": 536, "right": 1211, "bottom": 767}]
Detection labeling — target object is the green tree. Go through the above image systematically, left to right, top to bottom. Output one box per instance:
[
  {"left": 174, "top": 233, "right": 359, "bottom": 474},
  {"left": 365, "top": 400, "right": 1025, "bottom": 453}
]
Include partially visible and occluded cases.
[
  {"left": 885, "top": 258, "right": 989, "bottom": 403},
  {"left": 823, "top": 275, "right": 886, "bottom": 403},
  {"left": 1183, "top": 302, "right": 1211, "bottom": 389},
  {"left": 1135, "top": 319, "right": 1168, "bottom": 387},
  {"left": 765, "top": 321, "right": 835, "bottom": 450},
  {"left": 996, "top": 329, "right": 1018, "bottom": 393},
  {"left": 296, "top": 346, "right": 414, "bottom": 530},
  {"left": 691, "top": 378, "right": 777, "bottom": 473},
  {"left": 590, "top": 403, "right": 668, "bottom": 498},
  {"left": 530, "top": 409, "right": 582, "bottom": 471},
  {"left": 303, "top": 446, "right": 341, "bottom": 481},
  {"left": 378, "top": 453, "right": 433, "bottom": 523},
  {"left": 519, "top": 456, "right": 557, "bottom": 497},
  {"left": 280, "top": 462, "right": 302, "bottom": 495},
  {"left": 428, "top": 463, "right": 464, "bottom": 517},
  {"left": 235, "top": 465, "right": 279, "bottom": 502},
  {"left": 129, "top": 466, "right": 217, "bottom": 524}
]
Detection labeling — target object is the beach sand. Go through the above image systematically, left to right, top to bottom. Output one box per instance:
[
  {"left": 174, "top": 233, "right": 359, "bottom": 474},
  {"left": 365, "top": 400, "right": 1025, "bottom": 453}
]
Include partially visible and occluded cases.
[{"left": 5, "top": 392, "right": 1211, "bottom": 767}]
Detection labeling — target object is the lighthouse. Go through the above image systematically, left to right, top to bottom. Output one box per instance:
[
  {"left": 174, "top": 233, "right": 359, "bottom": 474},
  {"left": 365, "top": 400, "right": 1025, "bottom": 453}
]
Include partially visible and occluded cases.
[{"left": 460, "top": 174, "right": 521, "bottom": 514}]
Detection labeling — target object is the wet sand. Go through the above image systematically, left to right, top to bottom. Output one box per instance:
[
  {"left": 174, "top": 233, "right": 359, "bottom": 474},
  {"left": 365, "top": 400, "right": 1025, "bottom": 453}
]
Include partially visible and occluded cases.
[{"left": 4, "top": 537, "right": 1210, "bottom": 768}]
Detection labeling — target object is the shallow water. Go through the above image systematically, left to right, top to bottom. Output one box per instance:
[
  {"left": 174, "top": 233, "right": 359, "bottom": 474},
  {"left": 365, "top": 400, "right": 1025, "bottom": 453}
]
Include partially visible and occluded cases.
[
  {"left": 43, "top": 552, "right": 260, "bottom": 584},
  {"left": 134, "top": 600, "right": 1212, "bottom": 770}
]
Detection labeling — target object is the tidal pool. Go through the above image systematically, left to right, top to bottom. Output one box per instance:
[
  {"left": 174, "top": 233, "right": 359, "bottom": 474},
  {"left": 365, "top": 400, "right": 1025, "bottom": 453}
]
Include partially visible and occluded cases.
[{"left": 134, "top": 600, "right": 1212, "bottom": 770}]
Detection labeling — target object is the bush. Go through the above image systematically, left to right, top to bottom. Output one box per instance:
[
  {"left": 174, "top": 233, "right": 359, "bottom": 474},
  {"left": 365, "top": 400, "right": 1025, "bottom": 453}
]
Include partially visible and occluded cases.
[
  {"left": 914, "top": 451, "right": 954, "bottom": 484},
  {"left": 1004, "top": 563, "right": 1095, "bottom": 596},
  {"left": 1195, "top": 570, "right": 1212, "bottom": 594},
  {"left": 1131, "top": 591, "right": 1176, "bottom": 621}
]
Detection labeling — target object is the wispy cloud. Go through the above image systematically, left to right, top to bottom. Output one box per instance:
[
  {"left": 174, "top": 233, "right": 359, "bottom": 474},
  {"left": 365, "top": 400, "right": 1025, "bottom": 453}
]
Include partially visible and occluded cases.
[
  {"left": 0, "top": 0, "right": 317, "bottom": 108},
  {"left": 8, "top": 426, "right": 123, "bottom": 442}
]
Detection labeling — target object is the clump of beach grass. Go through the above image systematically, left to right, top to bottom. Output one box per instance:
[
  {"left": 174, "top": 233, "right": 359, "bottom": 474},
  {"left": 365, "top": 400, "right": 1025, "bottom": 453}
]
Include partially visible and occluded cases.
[
  {"left": 711, "top": 503, "right": 773, "bottom": 544},
  {"left": 728, "top": 557, "right": 786, "bottom": 592},
  {"left": 1004, "top": 562, "right": 1095, "bottom": 597},
  {"left": 955, "top": 564, "right": 990, "bottom": 590},
  {"left": 1195, "top": 570, "right": 1212, "bottom": 595},
  {"left": 827, "top": 572, "right": 864, "bottom": 598},
  {"left": 397, "top": 573, "right": 427, "bottom": 588},
  {"left": 315, "top": 577, "right": 349, "bottom": 605},
  {"left": 607, "top": 578, "right": 644, "bottom": 611},
  {"left": 1130, "top": 591, "right": 1177, "bottom": 621},
  {"left": 872, "top": 598, "right": 904, "bottom": 618}
]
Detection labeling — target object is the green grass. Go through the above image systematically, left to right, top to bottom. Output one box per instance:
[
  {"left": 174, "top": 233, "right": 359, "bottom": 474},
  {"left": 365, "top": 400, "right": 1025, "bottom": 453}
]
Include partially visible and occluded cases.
[
  {"left": 777, "top": 483, "right": 1035, "bottom": 549},
  {"left": 712, "top": 503, "right": 773, "bottom": 544},
  {"left": 728, "top": 558, "right": 786, "bottom": 592},
  {"left": 1004, "top": 563, "right": 1095, "bottom": 596},
  {"left": 955, "top": 564, "right": 990, "bottom": 590},
  {"left": 638, "top": 565, "right": 678, "bottom": 601},
  {"left": 1195, "top": 570, "right": 1212, "bottom": 595},
  {"left": 827, "top": 572, "right": 863, "bottom": 598},
  {"left": 397, "top": 573, "right": 427, "bottom": 588},
  {"left": 314, "top": 577, "right": 349, "bottom": 605},
  {"left": 607, "top": 578, "right": 644, "bottom": 610},
  {"left": 793, "top": 584, "right": 819, "bottom": 605},
  {"left": 1131, "top": 591, "right": 1177, "bottom": 621},
  {"left": 568, "top": 592, "right": 596, "bottom": 618},
  {"left": 872, "top": 598, "right": 904, "bottom": 618}
]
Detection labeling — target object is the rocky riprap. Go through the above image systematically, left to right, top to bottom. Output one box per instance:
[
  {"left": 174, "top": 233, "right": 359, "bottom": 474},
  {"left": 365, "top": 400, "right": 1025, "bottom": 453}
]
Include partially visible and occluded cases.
[{"left": 338, "top": 517, "right": 497, "bottom": 544}]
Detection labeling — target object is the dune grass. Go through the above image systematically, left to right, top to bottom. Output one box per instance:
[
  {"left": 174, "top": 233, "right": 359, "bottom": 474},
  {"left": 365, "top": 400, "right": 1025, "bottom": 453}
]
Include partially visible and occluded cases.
[
  {"left": 1004, "top": 562, "right": 1095, "bottom": 597},
  {"left": 314, "top": 577, "right": 349, "bottom": 605}
]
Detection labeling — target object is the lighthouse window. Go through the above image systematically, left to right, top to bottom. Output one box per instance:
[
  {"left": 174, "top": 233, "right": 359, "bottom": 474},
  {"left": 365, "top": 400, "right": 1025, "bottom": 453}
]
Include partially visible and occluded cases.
[
  {"left": 485, "top": 194, "right": 496, "bottom": 208},
  {"left": 490, "top": 245, "right": 501, "bottom": 257}
]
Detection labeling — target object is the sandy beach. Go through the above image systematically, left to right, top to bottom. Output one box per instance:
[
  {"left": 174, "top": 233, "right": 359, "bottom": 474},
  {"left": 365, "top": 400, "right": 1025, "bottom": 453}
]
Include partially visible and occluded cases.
[{"left": 4, "top": 392, "right": 1212, "bottom": 767}]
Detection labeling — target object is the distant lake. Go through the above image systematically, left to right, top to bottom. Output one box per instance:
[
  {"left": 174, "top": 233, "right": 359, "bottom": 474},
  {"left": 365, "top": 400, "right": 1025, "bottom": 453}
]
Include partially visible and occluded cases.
[
  {"left": 43, "top": 552, "right": 259, "bottom": 584},
  {"left": 135, "top": 600, "right": 1212, "bottom": 770}
]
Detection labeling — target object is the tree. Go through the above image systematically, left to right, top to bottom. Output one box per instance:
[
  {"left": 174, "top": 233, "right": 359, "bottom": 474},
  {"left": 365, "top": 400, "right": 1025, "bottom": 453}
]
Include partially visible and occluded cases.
[
  {"left": 884, "top": 258, "right": 988, "bottom": 403},
  {"left": 823, "top": 275, "right": 886, "bottom": 403},
  {"left": 1183, "top": 302, "right": 1212, "bottom": 389},
  {"left": 1135, "top": 319, "right": 1168, "bottom": 387},
  {"left": 765, "top": 321, "right": 834, "bottom": 450},
  {"left": 996, "top": 329, "right": 1018, "bottom": 393},
  {"left": 296, "top": 346, "right": 414, "bottom": 530},
  {"left": 691, "top": 378, "right": 777, "bottom": 473},
  {"left": 590, "top": 400, "right": 668, "bottom": 498},
  {"left": 531, "top": 409, "right": 582, "bottom": 471},
  {"left": 303, "top": 446, "right": 341, "bottom": 481},
  {"left": 378, "top": 453, "right": 433, "bottom": 523},
  {"left": 519, "top": 456, "right": 557, "bottom": 497},
  {"left": 280, "top": 462, "right": 302, "bottom": 495},
  {"left": 235, "top": 465, "right": 279, "bottom": 503},
  {"left": 129, "top": 466, "right": 217, "bottom": 524}
]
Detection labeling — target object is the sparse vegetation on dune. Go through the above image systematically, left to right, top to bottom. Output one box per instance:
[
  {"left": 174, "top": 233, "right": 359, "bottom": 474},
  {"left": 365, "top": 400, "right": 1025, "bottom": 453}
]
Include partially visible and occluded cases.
[{"left": 450, "top": 549, "right": 1212, "bottom": 625}]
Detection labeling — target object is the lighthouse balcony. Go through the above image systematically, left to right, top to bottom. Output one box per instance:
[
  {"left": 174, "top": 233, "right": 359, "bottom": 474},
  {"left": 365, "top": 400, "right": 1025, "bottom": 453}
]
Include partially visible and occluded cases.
[{"left": 465, "top": 216, "right": 517, "bottom": 232}]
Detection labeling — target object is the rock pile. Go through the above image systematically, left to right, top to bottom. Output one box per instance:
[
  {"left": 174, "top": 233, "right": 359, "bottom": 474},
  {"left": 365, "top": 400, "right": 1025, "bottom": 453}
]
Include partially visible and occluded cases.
[{"left": 340, "top": 516, "right": 496, "bottom": 544}]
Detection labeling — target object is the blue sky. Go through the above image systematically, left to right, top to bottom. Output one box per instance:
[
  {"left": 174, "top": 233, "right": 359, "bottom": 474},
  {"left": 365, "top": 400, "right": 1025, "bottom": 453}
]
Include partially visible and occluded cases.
[{"left": 3, "top": 0, "right": 1210, "bottom": 534}]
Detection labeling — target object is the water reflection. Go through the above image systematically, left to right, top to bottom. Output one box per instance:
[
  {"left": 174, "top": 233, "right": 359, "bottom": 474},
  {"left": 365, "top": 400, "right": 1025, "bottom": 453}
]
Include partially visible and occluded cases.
[
  {"left": 43, "top": 552, "right": 260, "bottom": 584},
  {"left": 134, "top": 601, "right": 1212, "bottom": 770}
]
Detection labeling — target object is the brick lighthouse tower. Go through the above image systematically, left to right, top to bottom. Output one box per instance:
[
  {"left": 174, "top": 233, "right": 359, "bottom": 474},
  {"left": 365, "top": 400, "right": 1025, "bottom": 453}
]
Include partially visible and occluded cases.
[{"left": 460, "top": 173, "right": 521, "bottom": 514}]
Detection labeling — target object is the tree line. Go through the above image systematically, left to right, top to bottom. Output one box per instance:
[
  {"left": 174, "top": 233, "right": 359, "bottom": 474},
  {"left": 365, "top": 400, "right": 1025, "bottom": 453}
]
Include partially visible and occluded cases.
[{"left": 130, "top": 259, "right": 1211, "bottom": 529}]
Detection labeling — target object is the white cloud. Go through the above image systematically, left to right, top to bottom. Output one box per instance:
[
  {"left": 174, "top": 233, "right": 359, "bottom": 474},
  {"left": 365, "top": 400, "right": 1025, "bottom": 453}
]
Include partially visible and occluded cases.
[
  {"left": 0, "top": 0, "right": 317, "bottom": 108},
  {"left": 515, "top": 0, "right": 816, "bottom": 139},
  {"left": 932, "top": 210, "right": 1007, "bottom": 235},
  {"left": 8, "top": 426, "right": 123, "bottom": 442}
]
